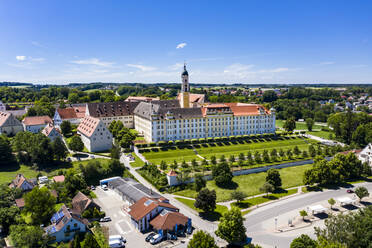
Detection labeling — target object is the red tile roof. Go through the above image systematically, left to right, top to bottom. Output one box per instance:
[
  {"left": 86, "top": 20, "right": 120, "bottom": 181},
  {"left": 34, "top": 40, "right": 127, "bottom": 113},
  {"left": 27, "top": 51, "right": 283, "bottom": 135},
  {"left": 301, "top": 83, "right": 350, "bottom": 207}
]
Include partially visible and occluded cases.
[
  {"left": 177, "top": 93, "right": 205, "bottom": 103},
  {"left": 125, "top": 96, "right": 160, "bottom": 102},
  {"left": 57, "top": 107, "right": 86, "bottom": 120},
  {"left": 22, "top": 115, "right": 52, "bottom": 126},
  {"left": 77, "top": 116, "right": 101, "bottom": 137},
  {"left": 42, "top": 124, "right": 60, "bottom": 137},
  {"left": 167, "top": 170, "right": 177, "bottom": 176},
  {"left": 9, "top": 174, "right": 34, "bottom": 189},
  {"left": 53, "top": 175, "right": 65, "bottom": 183},
  {"left": 71, "top": 191, "right": 95, "bottom": 215},
  {"left": 128, "top": 197, "right": 178, "bottom": 221},
  {"left": 15, "top": 198, "right": 25, "bottom": 208},
  {"left": 150, "top": 210, "right": 188, "bottom": 231}
]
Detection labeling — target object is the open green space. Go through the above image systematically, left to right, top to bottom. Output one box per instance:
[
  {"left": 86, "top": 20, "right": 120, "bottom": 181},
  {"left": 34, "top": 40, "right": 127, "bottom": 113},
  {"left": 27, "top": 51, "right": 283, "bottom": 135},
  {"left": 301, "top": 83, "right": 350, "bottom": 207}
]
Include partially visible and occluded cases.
[
  {"left": 276, "top": 120, "right": 325, "bottom": 130},
  {"left": 308, "top": 130, "right": 332, "bottom": 140},
  {"left": 142, "top": 136, "right": 315, "bottom": 165},
  {"left": 196, "top": 137, "right": 314, "bottom": 160},
  {"left": 142, "top": 147, "right": 201, "bottom": 165},
  {"left": 130, "top": 154, "right": 146, "bottom": 168},
  {"left": 173, "top": 163, "right": 313, "bottom": 202},
  {"left": 231, "top": 188, "right": 298, "bottom": 210},
  {"left": 174, "top": 197, "right": 228, "bottom": 221}
]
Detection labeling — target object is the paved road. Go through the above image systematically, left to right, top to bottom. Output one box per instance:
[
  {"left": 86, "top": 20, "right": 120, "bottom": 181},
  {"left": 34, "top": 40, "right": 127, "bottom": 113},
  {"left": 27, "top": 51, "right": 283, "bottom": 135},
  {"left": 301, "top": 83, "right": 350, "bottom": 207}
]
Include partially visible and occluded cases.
[{"left": 245, "top": 181, "right": 372, "bottom": 247}]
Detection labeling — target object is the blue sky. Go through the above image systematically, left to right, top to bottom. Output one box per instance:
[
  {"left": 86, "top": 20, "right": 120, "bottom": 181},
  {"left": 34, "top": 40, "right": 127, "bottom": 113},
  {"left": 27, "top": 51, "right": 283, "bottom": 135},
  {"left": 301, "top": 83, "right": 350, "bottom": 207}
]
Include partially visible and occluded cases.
[{"left": 1, "top": 0, "right": 371, "bottom": 84}]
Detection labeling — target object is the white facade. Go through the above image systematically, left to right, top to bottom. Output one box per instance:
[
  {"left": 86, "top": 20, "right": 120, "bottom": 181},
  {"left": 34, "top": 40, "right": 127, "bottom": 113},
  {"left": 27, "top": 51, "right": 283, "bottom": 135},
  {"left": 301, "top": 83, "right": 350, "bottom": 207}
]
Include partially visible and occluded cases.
[
  {"left": 78, "top": 118, "right": 113, "bottom": 152},
  {"left": 23, "top": 123, "right": 47, "bottom": 133},
  {"left": 359, "top": 143, "right": 372, "bottom": 167}
]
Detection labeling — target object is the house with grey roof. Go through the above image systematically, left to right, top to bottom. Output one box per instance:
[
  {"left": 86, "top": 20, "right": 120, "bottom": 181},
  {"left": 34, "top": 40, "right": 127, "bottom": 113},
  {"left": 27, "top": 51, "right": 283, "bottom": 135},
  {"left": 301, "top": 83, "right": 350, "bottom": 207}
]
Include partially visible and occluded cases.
[{"left": 0, "top": 111, "right": 23, "bottom": 136}]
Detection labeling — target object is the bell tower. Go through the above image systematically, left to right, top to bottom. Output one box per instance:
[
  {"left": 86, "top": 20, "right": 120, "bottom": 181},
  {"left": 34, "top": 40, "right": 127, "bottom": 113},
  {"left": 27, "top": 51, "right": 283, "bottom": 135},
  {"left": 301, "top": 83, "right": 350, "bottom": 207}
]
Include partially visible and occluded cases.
[{"left": 180, "top": 63, "right": 190, "bottom": 108}]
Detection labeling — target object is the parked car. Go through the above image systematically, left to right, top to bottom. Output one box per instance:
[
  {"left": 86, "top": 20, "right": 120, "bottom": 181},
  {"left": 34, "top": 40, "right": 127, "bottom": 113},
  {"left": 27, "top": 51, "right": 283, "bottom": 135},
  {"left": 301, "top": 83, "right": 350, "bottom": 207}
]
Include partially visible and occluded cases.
[
  {"left": 90, "top": 155, "right": 95, "bottom": 158},
  {"left": 38, "top": 176, "right": 48, "bottom": 184},
  {"left": 102, "top": 184, "right": 108, "bottom": 191},
  {"left": 91, "top": 185, "right": 96, "bottom": 190},
  {"left": 347, "top": 189, "right": 354, "bottom": 193},
  {"left": 100, "top": 216, "right": 112, "bottom": 222},
  {"left": 186, "top": 225, "right": 193, "bottom": 235},
  {"left": 145, "top": 233, "right": 156, "bottom": 242},
  {"left": 150, "top": 234, "right": 163, "bottom": 245},
  {"left": 109, "top": 235, "right": 126, "bottom": 243},
  {"left": 109, "top": 238, "right": 125, "bottom": 248}
]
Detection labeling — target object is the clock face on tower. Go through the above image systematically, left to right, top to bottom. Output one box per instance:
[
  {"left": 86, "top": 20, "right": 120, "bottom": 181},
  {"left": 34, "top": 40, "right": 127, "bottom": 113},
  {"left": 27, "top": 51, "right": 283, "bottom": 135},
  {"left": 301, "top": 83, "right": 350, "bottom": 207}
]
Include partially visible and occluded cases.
[{"left": 181, "top": 63, "right": 189, "bottom": 92}]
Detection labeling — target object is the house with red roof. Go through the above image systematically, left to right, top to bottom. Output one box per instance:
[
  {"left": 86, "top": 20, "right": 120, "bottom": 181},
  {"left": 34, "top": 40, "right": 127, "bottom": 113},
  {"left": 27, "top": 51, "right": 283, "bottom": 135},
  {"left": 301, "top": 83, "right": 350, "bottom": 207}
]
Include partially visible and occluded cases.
[
  {"left": 53, "top": 106, "right": 86, "bottom": 126},
  {"left": 22, "top": 115, "right": 53, "bottom": 133},
  {"left": 77, "top": 116, "right": 113, "bottom": 152},
  {"left": 42, "top": 124, "right": 62, "bottom": 141},
  {"left": 9, "top": 174, "right": 35, "bottom": 191}
]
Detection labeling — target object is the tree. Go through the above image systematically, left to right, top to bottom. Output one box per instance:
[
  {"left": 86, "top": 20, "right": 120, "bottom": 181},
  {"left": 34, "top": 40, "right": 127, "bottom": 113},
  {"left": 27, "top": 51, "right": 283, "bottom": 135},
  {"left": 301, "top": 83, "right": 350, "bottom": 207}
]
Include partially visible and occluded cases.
[
  {"left": 263, "top": 90, "right": 278, "bottom": 102},
  {"left": 284, "top": 117, "right": 296, "bottom": 132},
  {"left": 306, "top": 118, "right": 315, "bottom": 131},
  {"left": 60, "top": 120, "right": 72, "bottom": 136},
  {"left": 0, "top": 135, "right": 15, "bottom": 166},
  {"left": 68, "top": 135, "right": 84, "bottom": 152},
  {"left": 52, "top": 137, "right": 68, "bottom": 161},
  {"left": 110, "top": 144, "right": 121, "bottom": 159},
  {"left": 293, "top": 145, "right": 301, "bottom": 156},
  {"left": 309, "top": 145, "right": 316, "bottom": 157},
  {"left": 287, "top": 148, "right": 293, "bottom": 159},
  {"left": 270, "top": 149, "right": 278, "bottom": 161},
  {"left": 262, "top": 150, "right": 270, "bottom": 163},
  {"left": 302, "top": 150, "right": 308, "bottom": 158},
  {"left": 254, "top": 151, "right": 261, "bottom": 164},
  {"left": 239, "top": 152, "right": 245, "bottom": 161},
  {"left": 211, "top": 155, "right": 217, "bottom": 165},
  {"left": 229, "top": 155, "right": 235, "bottom": 163},
  {"left": 191, "top": 159, "right": 198, "bottom": 171},
  {"left": 160, "top": 160, "right": 167, "bottom": 171},
  {"left": 181, "top": 160, "right": 188, "bottom": 169},
  {"left": 211, "top": 161, "right": 233, "bottom": 186},
  {"left": 266, "top": 168, "right": 282, "bottom": 190},
  {"left": 194, "top": 173, "right": 206, "bottom": 192},
  {"left": 260, "top": 182, "right": 274, "bottom": 196},
  {"left": 355, "top": 186, "right": 369, "bottom": 202},
  {"left": 24, "top": 187, "right": 56, "bottom": 225},
  {"left": 194, "top": 188, "right": 216, "bottom": 213},
  {"left": 230, "top": 190, "right": 247, "bottom": 203},
  {"left": 328, "top": 198, "right": 336, "bottom": 210},
  {"left": 215, "top": 207, "right": 247, "bottom": 245},
  {"left": 299, "top": 210, "right": 307, "bottom": 220},
  {"left": 9, "top": 224, "right": 48, "bottom": 248},
  {"left": 187, "top": 230, "right": 218, "bottom": 248},
  {"left": 80, "top": 233, "right": 100, "bottom": 248},
  {"left": 290, "top": 234, "right": 317, "bottom": 248}
]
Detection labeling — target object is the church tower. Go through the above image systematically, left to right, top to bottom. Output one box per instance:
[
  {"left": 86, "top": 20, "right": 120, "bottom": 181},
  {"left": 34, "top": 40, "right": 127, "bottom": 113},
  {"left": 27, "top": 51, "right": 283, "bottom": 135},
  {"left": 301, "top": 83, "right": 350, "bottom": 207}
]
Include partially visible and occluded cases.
[{"left": 180, "top": 63, "right": 190, "bottom": 108}]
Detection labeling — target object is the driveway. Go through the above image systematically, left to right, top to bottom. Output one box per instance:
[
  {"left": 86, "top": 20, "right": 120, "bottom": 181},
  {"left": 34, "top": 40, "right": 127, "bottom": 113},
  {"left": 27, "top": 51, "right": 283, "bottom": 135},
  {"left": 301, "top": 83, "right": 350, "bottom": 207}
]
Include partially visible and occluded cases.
[
  {"left": 244, "top": 182, "right": 372, "bottom": 247},
  {"left": 93, "top": 187, "right": 151, "bottom": 248}
]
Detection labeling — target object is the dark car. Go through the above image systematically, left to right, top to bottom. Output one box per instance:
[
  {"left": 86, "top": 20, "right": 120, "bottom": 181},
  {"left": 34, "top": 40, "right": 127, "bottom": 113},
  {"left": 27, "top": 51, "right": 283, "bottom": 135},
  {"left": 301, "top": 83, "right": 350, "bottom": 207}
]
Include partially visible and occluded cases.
[
  {"left": 91, "top": 185, "right": 96, "bottom": 190},
  {"left": 347, "top": 189, "right": 354, "bottom": 193},
  {"left": 186, "top": 226, "right": 193, "bottom": 235},
  {"left": 145, "top": 233, "right": 156, "bottom": 242}
]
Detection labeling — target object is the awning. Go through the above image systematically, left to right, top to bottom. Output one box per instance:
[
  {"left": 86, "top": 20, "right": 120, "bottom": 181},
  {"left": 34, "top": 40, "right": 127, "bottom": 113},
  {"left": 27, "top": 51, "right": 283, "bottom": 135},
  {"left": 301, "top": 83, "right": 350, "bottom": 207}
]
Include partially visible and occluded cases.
[
  {"left": 336, "top": 196, "right": 355, "bottom": 205},
  {"left": 308, "top": 204, "right": 327, "bottom": 214}
]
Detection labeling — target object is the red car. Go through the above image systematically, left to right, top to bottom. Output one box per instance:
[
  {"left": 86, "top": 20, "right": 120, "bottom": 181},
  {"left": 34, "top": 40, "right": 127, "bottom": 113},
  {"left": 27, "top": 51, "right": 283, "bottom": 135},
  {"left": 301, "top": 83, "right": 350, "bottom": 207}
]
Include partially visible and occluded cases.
[{"left": 347, "top": 189, "right": 354, "bottom": 193}]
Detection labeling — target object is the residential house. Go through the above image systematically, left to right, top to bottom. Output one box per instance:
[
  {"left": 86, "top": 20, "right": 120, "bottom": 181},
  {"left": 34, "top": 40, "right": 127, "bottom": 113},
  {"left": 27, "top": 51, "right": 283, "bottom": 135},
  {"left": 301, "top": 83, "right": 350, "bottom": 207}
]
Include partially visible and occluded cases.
[
  {"left": 125, "top": 96, "right": 160, "bottom": 102},
  {"left": 86, "top": 101, "right": 139, "bottom": 128},
  {"left": 53, "top": 106, "right": 86, "bottom": 126},
  {"left": 0, "top": 112, "right": 23, "bottom": 136},
  {"left": 22, "top": 115, "right": 53, "bottom": 133},
  {"left": 77, "top": 116, "right": 113, "bottom": 152},
  {"left": 42, "top": 124, "right": 62, "bottom": 141},
  {"left": 359, "top": 143, "right": 372, "bottom": 167},
  {"left": 9, "top": 174, "right": 35, "bottom": 191},
  {"left": 53, "top": 175, "right": 65, "bottom": 183},
  {"left": 71, "top": 191, "right": 99, "bottom": 216},
  {"left": 128, "top": 197, "right": 179, "bottom": 232},
  {"left": 15, "top": 198, "right": 25, "bottom": 209},
  {"left": 45, "top": 205, "right": 88, "bottom": 243},
  {"left": 150, "top": 209, "right": 190, "bottom": 235}
]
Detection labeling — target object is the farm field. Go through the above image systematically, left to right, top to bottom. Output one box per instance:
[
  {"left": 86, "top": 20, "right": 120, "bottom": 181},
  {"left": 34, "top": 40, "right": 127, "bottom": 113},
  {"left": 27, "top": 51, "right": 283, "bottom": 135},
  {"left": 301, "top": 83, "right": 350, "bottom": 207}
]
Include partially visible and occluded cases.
[{"left": 173, "top": 163, "right": 313, "bottom": 202}]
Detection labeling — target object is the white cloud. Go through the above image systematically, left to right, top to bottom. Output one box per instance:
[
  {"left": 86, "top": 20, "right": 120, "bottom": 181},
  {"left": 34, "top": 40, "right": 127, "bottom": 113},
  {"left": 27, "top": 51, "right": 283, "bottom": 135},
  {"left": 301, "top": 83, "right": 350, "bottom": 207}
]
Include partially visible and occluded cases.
[
  {"left": 176, "top": 43, "right": 187, "bottom": 49},
  {"left": 16, "top": 56, "right": 26, "bottom": 61},
  {"left": 71, "top": 58, "right": 114, "bottom": 67},
  {"left": 319, "top": 61, "right": 335, "bottom": 65},
  {"left": 169, "top": 63, "right": 184, "bottom": 70},
  {"left": 223, "top": 63, "right": 291, "bottom": 79},
  {"left": 126, "top": 64, "right": 156, "bottom": 72}
]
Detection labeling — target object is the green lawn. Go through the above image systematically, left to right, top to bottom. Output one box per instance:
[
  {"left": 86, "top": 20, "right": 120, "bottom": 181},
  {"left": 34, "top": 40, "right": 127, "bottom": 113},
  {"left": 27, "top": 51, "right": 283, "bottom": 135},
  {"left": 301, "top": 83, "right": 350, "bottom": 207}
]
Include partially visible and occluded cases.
[
  {"left": 276, "top": 120, "right": 325, "bottom": 131},
  {"left": 308, "top": 130, "right": 332, "bottom": 140},
  {"left": 196, "top": 137, "right": 313, "bottom": 160},
  {"left": 142, "top": 147, "right": 201, "bottom": 165},
  {"left": 130, "top": 154, "right": 146, "bottom": 168},
  {"left": 71, "top": 158, "right": 110, "bottom": 171},
  {"left": 173, "top": 163, "right": 313, "bottom": 202},
  {"left": 0, "top": 164, "right": 41, "bottom": 185},
  {"left": 231, "top": 188, "right": 298, "bottom": 210},
  {"left": 174, "top": 197, "right": 228, "bottom": 221}
]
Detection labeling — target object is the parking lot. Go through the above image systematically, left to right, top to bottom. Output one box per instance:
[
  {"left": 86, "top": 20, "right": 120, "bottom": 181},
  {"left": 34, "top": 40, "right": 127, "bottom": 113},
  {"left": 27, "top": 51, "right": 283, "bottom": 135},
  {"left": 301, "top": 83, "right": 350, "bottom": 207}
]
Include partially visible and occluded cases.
[{"left": 93, "top": 187, "right": 190, "bottom": 248}]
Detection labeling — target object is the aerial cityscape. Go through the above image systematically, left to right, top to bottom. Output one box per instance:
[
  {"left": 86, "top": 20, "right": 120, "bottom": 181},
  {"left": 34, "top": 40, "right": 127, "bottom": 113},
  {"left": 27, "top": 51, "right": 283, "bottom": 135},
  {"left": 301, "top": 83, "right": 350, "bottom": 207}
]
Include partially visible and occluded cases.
[{"left": 1, "top": 1, "right": 372, "bottom": 248}]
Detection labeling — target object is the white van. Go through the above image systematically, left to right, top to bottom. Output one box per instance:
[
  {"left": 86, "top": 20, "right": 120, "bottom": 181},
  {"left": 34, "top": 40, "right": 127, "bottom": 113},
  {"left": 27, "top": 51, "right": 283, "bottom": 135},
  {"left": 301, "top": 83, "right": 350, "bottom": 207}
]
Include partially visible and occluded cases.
[
  {"left": 150, "top": 234, "right": 163, "bottom": 245},
  {"left": 109, "top": 239, "right": 125, "bottom": 248}
]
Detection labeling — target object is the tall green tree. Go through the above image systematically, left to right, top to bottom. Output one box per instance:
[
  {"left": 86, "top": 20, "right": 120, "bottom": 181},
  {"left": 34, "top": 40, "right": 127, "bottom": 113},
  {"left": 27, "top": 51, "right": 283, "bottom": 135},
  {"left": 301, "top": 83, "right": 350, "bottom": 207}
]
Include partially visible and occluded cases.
[
  {"left": 284, "top": 117, "right": 296, "bottom": 132},
  {"left": 306, "top": 118, "right": 315, "bottom": 131},
  {"left": 60, "top": 120, "right": 72, "bottom": 136},
  {"left": 0, "top": 135, "right": 15, "bottom": 166},
  {"left": 68, "top": 135, "right": 84, "bottom": 152},
  {"left": 52, "top": 137, "right": 68, "bottom": 161},
  {"left": 211, "top": 161, "right": 233, "bottom": 186},
  {"left": 266, "top": 168, "right": 282, "bottom": 190},
  {"left": 194, "top": 173, "right": 206, "bottom": 192},
  {"left": 355, "top": 186, "right": 369, "bottom": 202},
  {"left": 24, "top": 187, "right": 56, "bottom": 225},
  {"left": 194, "top": 188, "right": 216, "bottom": 213},
  {"left": 215, "top": 207, "right": 247, "bottom": 245},
  {"left": 10, "top": 224, "right": 48, "bottom": 248},
  {"left": 188, "top": 230, "right": 218, "bottom": 248},
  {"left": 290, "top": 234, "right": 317, "bottom": 248}
]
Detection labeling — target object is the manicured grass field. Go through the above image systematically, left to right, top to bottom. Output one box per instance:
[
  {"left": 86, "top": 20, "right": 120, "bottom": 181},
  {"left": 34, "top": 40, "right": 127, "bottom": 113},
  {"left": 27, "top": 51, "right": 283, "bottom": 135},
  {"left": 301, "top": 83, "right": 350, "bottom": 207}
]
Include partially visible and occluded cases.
[
  {"left": 276, "top": 120, "right": 324, "bottom": 130},
  {"left": 308, "top": 130, "right": 332, "bottom": 140},
  {"left": 142, "top": 136, "right": 315, "bottom": 164},
  {"left": 196, "top": 137, "right": 313, "bottom": 160},
  {"left": 142, "top": 147, "right": 201, "bottom": 165},
  {"left": 130, "top": 154, "right": 146, "bottom": 168},
  {"left": 173, "top": 163, "right": 313, "bottom": 202},
  {"left": 0, "top": 164, "right": 44, "bottom": 185},
  {"left": 231, "top": 188, "right": 298, "bottom": 210},
  {"left": 174, "top": 197, "right": 228, "bottom": 221}
]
